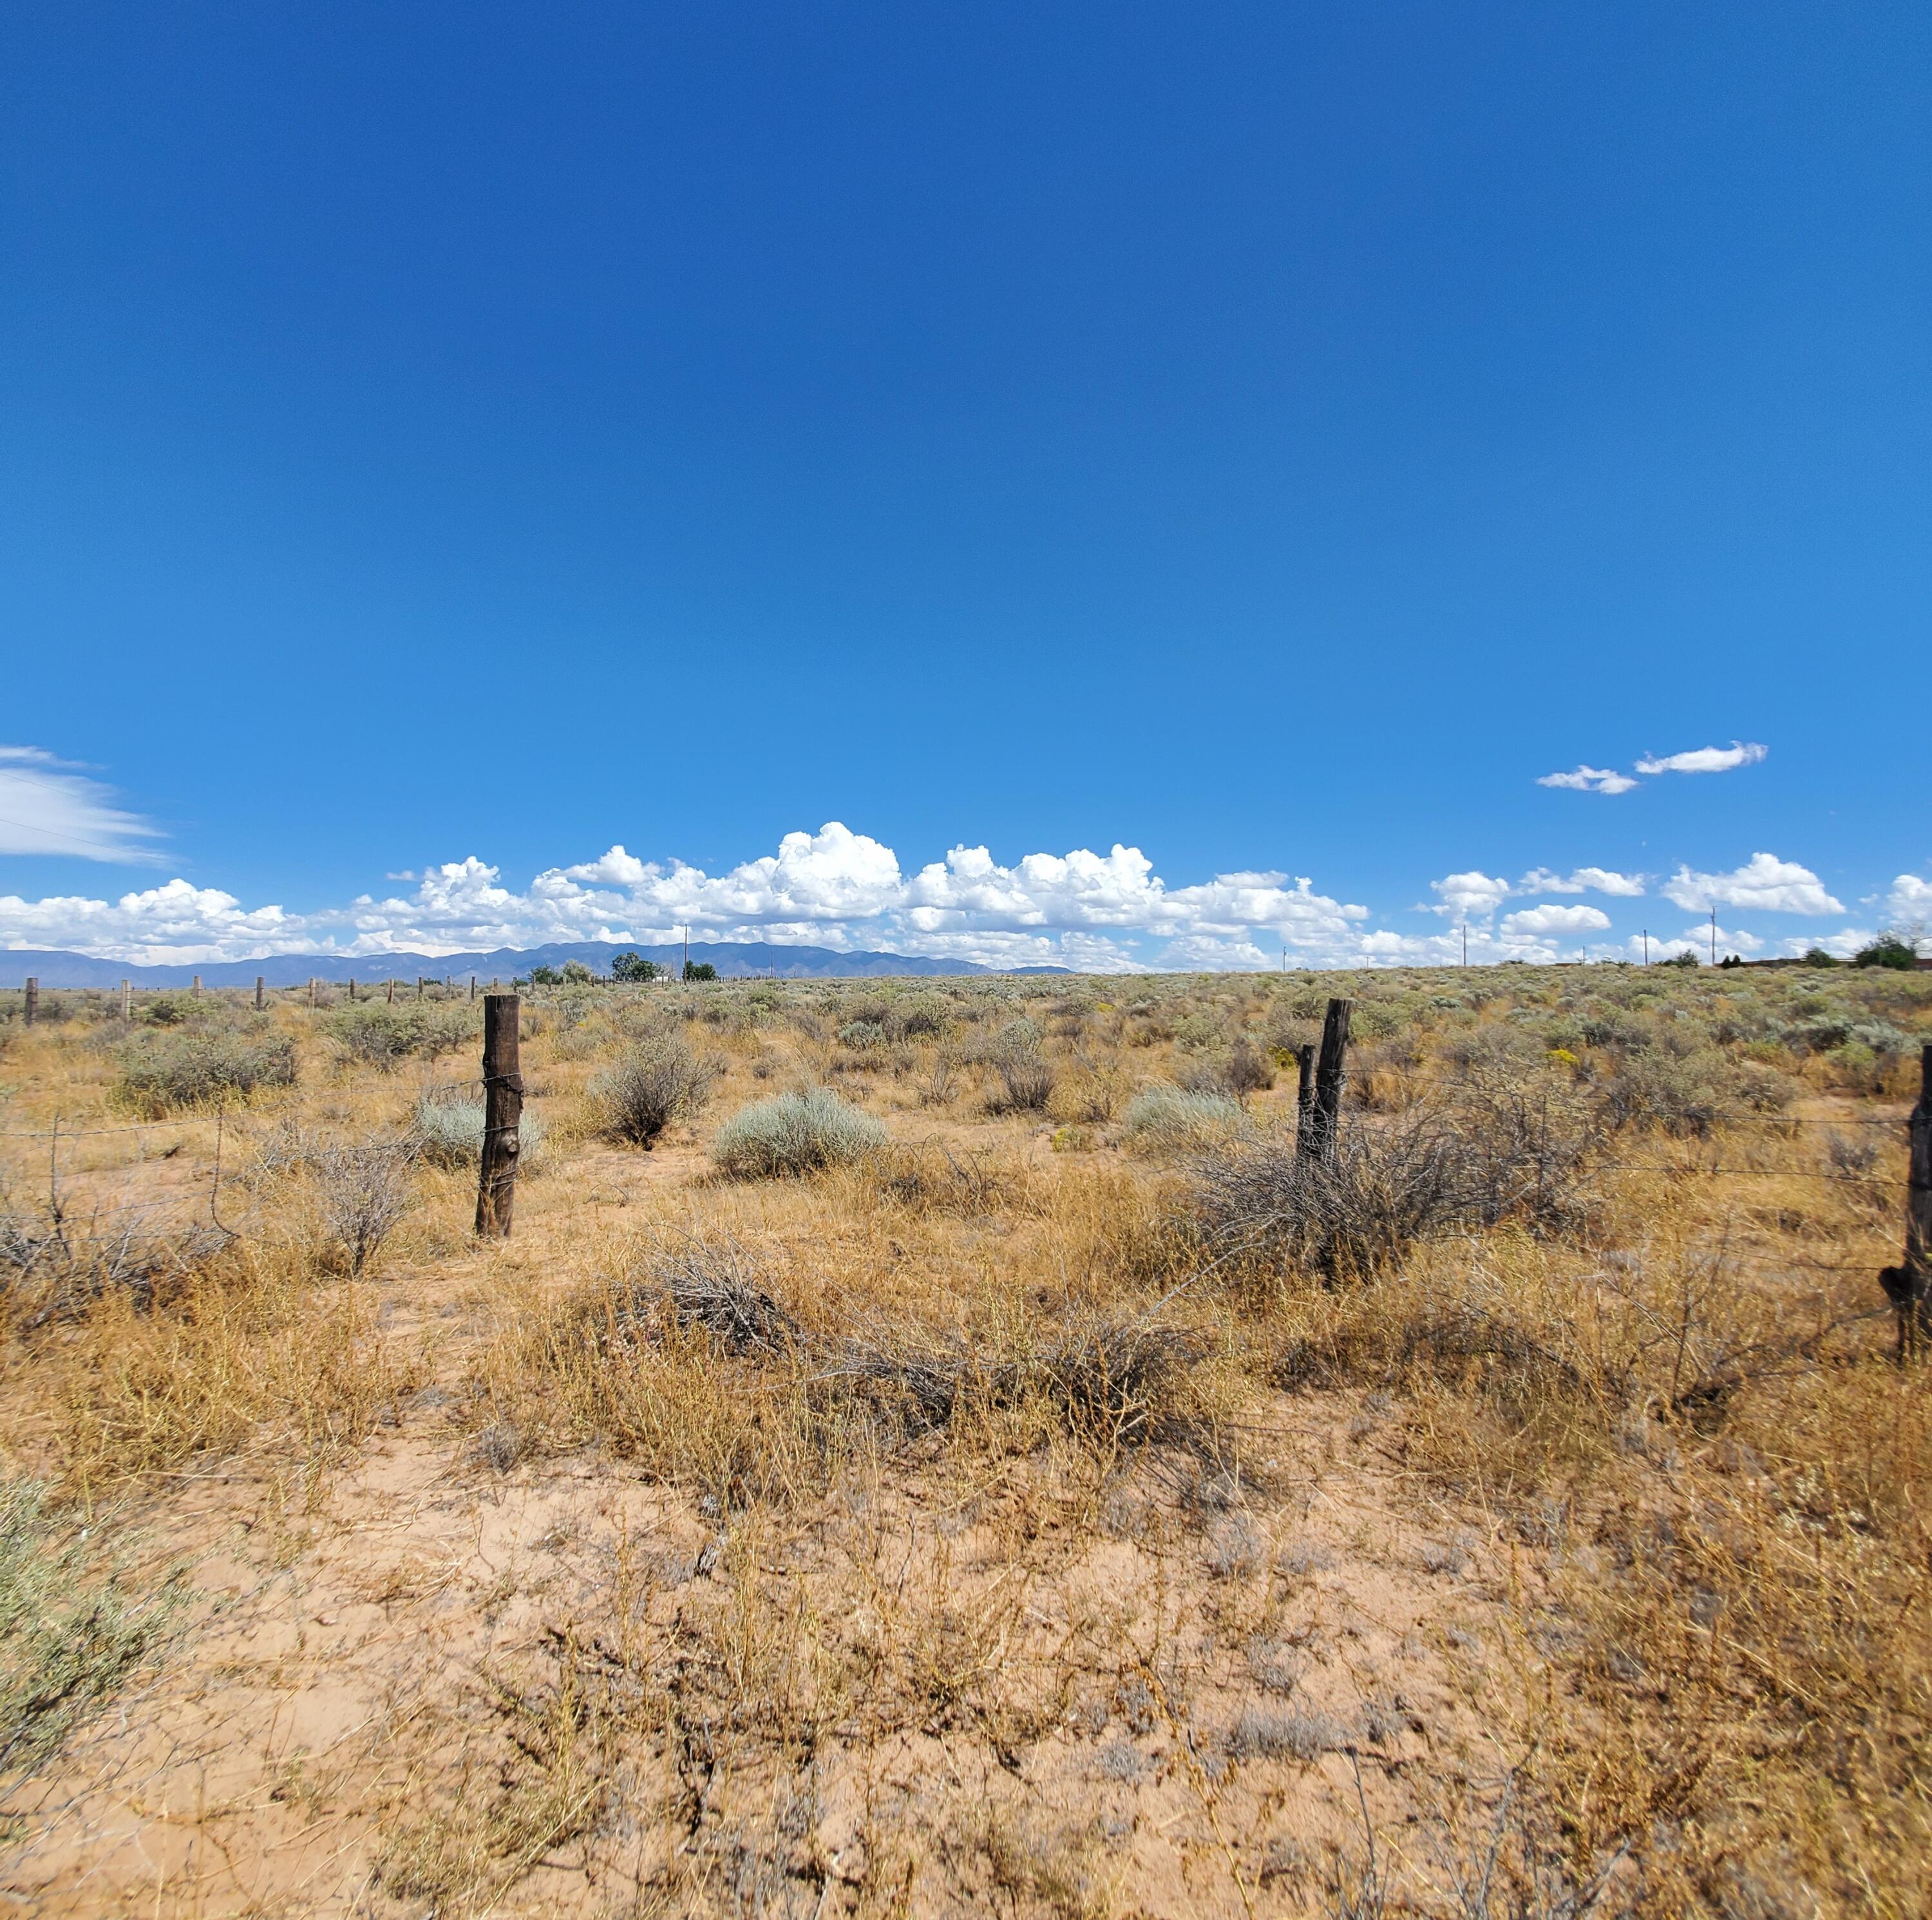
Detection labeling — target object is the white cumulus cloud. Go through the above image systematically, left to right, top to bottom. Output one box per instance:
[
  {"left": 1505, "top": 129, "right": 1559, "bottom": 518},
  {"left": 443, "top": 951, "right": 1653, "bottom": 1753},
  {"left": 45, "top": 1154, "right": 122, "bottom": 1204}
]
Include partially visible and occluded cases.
[
  {"left": 1634, "top": 741, "right": 1768, "bottom": 776},
  {"left": 0, "top": 747, "right": 164, "bottom": 862},
  {"left": 1537, "top": 765, "right": 1639, "bottom": 795},
  {"left": 0, "top": 823, "right": 1373, "bottom": 972},
  {"left": 1662, "top": 852, "right": 1842, "bottom": 917},
  {"left": 1428, "top": 871, "right": 1515, "bottom": 920},
  {"left": 1884, "top": 873, "right": 1932, "bottom": 926},
  {"left": 1501, "top": 903, "right": 1612, "bottom": 937}
]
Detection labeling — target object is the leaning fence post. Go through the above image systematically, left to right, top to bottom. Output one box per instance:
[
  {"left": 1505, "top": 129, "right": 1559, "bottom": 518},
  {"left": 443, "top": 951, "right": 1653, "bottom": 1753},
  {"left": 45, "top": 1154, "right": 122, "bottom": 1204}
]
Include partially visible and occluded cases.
[
  {"left": 23, "top": 978, "right": 37, "bottom": 1028},
  {"left": 475, "top": 993, "right": 524, "bottom": 1238},
  {"left": 1307, "top": 998, "right": 1352, "bottom": 1162},
  {"left": 1882, "top": 1043, "right": 1932, "bottom": 1359}
]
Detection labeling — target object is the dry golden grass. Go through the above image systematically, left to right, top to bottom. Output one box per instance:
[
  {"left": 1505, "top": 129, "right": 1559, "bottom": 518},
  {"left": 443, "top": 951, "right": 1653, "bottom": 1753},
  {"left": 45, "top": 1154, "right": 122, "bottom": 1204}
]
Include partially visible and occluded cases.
[{"left": 0, "top": 964, "right": 1924, "bottom": 1915}]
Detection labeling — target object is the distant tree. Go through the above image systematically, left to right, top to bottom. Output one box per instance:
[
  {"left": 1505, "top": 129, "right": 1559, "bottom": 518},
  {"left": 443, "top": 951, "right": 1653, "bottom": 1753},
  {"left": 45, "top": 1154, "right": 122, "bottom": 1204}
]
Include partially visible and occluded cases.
[
  {"left": 1853, "top": 933, "right": 1919, "bottom": 971},
  {"left": 1801, "top": 947, "right": 1840, "bottom": 968},
  {"left": 1663, "top": 950, "right": 1698, "bottom": 969},
  {"left": 611, "top": 951, "right": 662, "bottom": 982},
  {"left": 561, "top": 959, "right": 596, "bottom": 984},
  {"left": 683, "top": 960, "right": 718, "bottom": 982},
  {"left": 527, "top": 965, "right": 562, "bottom": 986}
]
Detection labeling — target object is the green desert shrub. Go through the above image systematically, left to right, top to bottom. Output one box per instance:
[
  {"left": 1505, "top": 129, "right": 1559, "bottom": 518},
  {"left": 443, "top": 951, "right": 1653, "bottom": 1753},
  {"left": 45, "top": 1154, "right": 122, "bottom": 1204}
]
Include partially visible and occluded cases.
[
  {"left": 323, "top": 1001, "right": 477, "bottom": 1067},
  {"left": 115, "top": 1027, "right": 296, "bottom": 1116},
  {"left": 712, "top": 1088, "right": 886, "bottom": 1179}
]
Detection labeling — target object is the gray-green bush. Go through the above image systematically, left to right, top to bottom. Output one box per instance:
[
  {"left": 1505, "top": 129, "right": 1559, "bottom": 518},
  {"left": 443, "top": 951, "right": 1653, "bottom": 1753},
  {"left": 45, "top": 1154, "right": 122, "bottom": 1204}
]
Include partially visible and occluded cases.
[
  {"left": 712, "top": 1087, "right": 886, "bottom": 1178},
  {"left": 410, "top": 1093, "right": 549, "bottom": 1169}
]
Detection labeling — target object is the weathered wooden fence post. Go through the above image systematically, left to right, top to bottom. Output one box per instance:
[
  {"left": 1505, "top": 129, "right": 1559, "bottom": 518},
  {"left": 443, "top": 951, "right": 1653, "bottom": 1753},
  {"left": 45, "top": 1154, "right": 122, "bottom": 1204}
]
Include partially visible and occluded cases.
[
  {"left": 192, "top": 974, "right": 202, "bottom": 996},
  {"left": 255, "top": 975, "right": 265, "bottom": 1012},
  {"left": 469, "top": 975, "right": 477, "bottom": 1001},
  {"left": 416, "top": 976, "right": 424, "bottom": 1000},
  {"left": 308, "top": 977, "right": 317, "bottom": 1009},
  {"left": 348, "top": 977, "right": 356, "bottom": 1002},
  {"left": 22, "top": 978, "right": 37, "bottom": 1028},
  {"left": 385, "top": 978, "right": 394, "bottom": 1005},
  {"left": 120, "top": 979, "right": 131, "bottom": 1021},
  {"left": 475, "top": 993, "right": 524, "bottom": 1238},
  {"left": 1306, "top": 997, "right": 1352, "bottom": 1163},
  {"left": 1294, "top": 1043, "right": 1317, "bottom": 1154},
  {"left": 1882, "top": 1043, "right": 1932, "bottom": 1358}
]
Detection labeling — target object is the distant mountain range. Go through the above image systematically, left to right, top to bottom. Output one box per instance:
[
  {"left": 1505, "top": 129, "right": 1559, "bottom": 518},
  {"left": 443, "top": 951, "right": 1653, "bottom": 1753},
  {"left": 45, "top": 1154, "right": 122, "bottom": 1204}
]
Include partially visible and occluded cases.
[{"left": 2, "top": 941, "right": 1071, "bottom": 989}]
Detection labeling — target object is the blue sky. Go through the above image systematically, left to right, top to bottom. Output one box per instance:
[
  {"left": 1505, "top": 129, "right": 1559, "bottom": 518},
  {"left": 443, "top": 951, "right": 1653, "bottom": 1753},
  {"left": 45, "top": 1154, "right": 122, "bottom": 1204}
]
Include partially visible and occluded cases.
[{"left": 1, "top": 2, "right": 1927, "bottom": 969}]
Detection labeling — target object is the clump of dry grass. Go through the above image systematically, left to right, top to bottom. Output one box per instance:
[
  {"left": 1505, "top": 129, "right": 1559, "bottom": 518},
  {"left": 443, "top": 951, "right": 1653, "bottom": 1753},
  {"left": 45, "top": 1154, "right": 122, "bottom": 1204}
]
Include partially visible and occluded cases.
[
  {"left": 867, "top": 1140, "right": 1027, "bottom": 1216},
  {"left": 0, "top": 1191, "right": 231, "bottom": 1327},
  {"left": 19, "top": 1209, "right": 425, "bottom": 1494},
  {"left": 473, "top": 1219, "right": 1217, "bottom": 1504},
  {"left": 822, "top": 1308, "right": 1214, "bottom": 1452}
]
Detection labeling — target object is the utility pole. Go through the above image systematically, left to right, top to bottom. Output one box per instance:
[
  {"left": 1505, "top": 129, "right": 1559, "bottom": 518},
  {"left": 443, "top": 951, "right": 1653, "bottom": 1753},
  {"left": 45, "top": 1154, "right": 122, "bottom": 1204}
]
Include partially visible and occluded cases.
[
  {"left": 1710, "top": 907, "right": 1718, "bottom": 967},
  {"left": 1461, "top": 925, "right": 1468, "bottom": 967},
  {"left": 683, "top": 926, "right": 690, "bottom": 980},
  {"left": 1642, "top": 929, "right": 1649, "bottom": 966}
]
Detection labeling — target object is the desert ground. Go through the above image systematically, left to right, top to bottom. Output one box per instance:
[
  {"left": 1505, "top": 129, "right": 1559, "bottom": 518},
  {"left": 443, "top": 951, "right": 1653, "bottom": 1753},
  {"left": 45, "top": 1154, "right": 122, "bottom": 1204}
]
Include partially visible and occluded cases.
[{"left": 0, "top": 960, "right": 1925, "bottom": 1917}]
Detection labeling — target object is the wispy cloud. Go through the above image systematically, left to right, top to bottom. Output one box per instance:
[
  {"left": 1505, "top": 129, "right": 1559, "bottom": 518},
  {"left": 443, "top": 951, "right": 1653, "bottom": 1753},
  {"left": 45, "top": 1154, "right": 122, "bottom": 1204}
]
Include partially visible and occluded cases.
[
  {"left": 1538, "top": 741, "right": 1768, "bottom": 794},
  {"left": 1634, "top": 741, "right": 1768, "bottom": 776},
  {"left": 0, "top": 748, "right": 165, "bottom": 863},
  {"left": 1536, "top": 765, "right": 1639, "bottom": 795},
  {"left": 1662, "top": 852, "right": 1842, "bottom": 916},
  {"left": 1517, "top": 866, "right": 1646, "bottom": 897}
]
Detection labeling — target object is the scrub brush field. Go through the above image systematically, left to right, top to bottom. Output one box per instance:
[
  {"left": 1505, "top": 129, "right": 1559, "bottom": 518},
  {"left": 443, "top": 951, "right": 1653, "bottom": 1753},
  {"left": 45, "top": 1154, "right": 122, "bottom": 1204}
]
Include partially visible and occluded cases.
[{"left": 0, "top": 958, "right": 1925, "bottom": 1919}]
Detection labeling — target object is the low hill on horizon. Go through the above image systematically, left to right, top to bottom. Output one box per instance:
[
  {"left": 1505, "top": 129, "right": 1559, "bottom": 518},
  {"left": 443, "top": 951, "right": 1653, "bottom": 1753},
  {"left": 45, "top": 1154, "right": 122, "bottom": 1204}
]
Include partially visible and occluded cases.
[{"left": 0, "top": 940, "right": 1070, "bottom": 989}]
